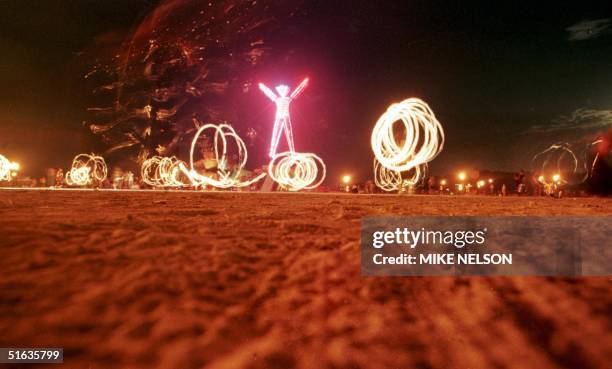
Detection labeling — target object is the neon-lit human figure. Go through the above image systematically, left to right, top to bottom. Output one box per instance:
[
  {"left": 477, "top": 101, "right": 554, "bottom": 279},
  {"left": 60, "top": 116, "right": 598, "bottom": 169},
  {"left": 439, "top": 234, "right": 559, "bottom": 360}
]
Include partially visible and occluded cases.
[{"left": 258, "top": 77, "right": 309, "bottom": 157}]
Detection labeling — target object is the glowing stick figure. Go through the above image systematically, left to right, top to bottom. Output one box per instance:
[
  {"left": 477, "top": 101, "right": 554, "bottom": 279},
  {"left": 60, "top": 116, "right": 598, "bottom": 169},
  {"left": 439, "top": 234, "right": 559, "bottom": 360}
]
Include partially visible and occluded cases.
[{"left": 258, "top": 77, "right": 309, "bottom": 157}]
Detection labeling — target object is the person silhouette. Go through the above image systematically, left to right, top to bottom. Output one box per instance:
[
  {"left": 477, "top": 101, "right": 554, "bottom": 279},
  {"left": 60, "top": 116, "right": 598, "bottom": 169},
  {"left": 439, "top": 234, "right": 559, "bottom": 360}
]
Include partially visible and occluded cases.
[{"left": 258, "top": 77, "right": 309, "bottom": 158}]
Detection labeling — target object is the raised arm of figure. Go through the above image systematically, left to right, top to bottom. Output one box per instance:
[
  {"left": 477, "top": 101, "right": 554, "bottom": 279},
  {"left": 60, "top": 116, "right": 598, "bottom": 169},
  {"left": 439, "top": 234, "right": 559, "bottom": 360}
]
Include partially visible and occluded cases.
[
  {"left": 290, "top": 77, "right": 309, "bottom": 99},
  {"left": 258, "top": 83, "right": 278, "bottom": 102}
]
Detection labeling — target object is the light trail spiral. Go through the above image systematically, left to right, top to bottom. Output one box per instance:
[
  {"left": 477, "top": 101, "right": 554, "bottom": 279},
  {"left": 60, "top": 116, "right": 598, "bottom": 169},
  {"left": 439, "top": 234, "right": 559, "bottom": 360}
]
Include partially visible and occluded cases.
[
  {"left": 371, "top": 98, "right": 444, "bottom": 172},
  {"left": 180, "top": 123, "right": 266, "bottom": 189},
  {"left": 532, "top": 140, "right": 609, "bottom": 185},
  {"left": 531, "top": 142, "right": 588, "bottom": 185},
  {"left": 268, "top": 151, "right": 326, "bottom": 191},
  {"left": 65, "top": 154, "right": 108, "bottom": 186},
  {"left": 141, "top": 156, "right": 187, "bottom": 187},
  {"left": 373, "top": 159, "right": 426, "bottom": 192}
]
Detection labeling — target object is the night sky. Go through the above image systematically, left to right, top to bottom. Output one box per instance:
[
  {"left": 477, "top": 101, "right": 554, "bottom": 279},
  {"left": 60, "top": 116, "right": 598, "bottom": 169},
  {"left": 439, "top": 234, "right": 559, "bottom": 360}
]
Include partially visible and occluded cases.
[{"left": 1, "top": 0, "right": 611, "bottom": 183}]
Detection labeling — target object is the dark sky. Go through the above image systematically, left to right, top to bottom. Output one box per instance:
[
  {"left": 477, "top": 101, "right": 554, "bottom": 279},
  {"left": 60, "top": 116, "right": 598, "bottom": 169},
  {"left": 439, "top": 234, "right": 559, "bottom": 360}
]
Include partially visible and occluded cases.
[{"left": 1, "top": 0, "right": 611, "bottom": 183}]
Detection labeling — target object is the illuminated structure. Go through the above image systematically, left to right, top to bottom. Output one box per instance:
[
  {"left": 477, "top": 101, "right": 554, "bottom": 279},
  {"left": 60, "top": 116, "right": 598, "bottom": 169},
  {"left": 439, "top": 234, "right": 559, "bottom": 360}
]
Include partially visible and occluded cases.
[
  {"left": 258, "top": 77, "right": 326, "bottom": 191},
  {"left": 259, "top": 77, "right": 309, "bottom": 157},
  {"left": 371, "top": 98, "right": 444, "bottom": 191},
  {"left": 180, "top": 123, "right": 265, "bottom": 189},
  {"left": 268, "top": 151, "right": 325, "bottom": 191},
  {"left": 65, "top": 154, "right": 108, "bottom": 186},
  {"left": 142, "top": 156, "right": 186, "bottom": 187}
]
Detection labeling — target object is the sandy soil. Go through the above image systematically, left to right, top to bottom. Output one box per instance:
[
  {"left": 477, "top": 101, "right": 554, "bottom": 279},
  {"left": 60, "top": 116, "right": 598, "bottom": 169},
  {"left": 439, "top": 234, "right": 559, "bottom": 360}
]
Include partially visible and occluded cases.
[{"left": 0, "top": 190, "right": 610, "bottom": 369}]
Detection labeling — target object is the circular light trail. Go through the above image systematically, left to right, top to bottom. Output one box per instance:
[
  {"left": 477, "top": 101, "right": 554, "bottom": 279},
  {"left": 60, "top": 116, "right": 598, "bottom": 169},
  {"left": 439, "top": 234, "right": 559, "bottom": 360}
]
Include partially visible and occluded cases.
[
  {"left": 371, "top": 98, "right": 444, "bottom": 173},
  {"left": 371, "top": 98, "right": 444, "bottom": 190},
  {"left": 180, "top": 123, "right": 266, "bottom": 189},
  {"left": 531, "top": 142, "right": 588, "bottom": 185},
  {"left": 268, "top": 151, "right": 326, "bottom": 191},
  {"left": 65, "top": 154, "right": 108, "bottom": 186},
  {"left": 141, "top": 156, "right": 186, "bottom": 187},
  {"left": 373, "top": 159, "right": 426, "bottom": 192}
]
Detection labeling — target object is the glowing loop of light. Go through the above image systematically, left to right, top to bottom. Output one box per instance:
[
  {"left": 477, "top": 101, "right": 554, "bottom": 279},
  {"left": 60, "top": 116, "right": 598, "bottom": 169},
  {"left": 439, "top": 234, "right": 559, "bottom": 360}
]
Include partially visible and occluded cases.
[
  {"left": 371, "top": 98, "right": 445, "bottom": 172},
  {"left": 180, "top": 123, "right": 266, "bottom": 188},
  {"left": 588, "top": 139, "right": 605, "bottom": 177},
  {"left": 531, "top": 142, "right": 598, "bottom": 185},
  {"left": 268, "top": 151, "right": 326, "bottom": 191},
  {"left": 0, "top": 154, "right": 10, "bottom": 181},
  {"left": 65, "top": 154, "right": 108, "bottom": 186},
  {"left": 141, "top": 156, "right": 186, "bottom": 187},
  {"left": 373, "top": 159, "right": 425, "bottom": 192}
]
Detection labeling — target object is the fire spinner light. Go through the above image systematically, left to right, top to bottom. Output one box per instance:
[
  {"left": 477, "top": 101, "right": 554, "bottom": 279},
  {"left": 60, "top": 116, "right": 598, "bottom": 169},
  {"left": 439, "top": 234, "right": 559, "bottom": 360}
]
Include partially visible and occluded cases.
[
  {"left": 259, "top": 77, "right": 309, "bottom": 158},
  {"left": 371, "top": 98, "right": 444, "bottom": 191},
  {"left": 179, "top": 123, "right": 266, "bottom": 189},
  {"left": 530, "top": 141, "right": 606, "bottom": 185},
  {"left": 268, "top": 151, "right": 326, "bottom": 191},
  {"left": 65, "top": 153, "right": 108, "bottom": 186},
  {"left": 142, "top": 156, "right": 187, "bottom": 188},
  {"left": 373, "top": 159, "right": 427, "bottom": 192}
]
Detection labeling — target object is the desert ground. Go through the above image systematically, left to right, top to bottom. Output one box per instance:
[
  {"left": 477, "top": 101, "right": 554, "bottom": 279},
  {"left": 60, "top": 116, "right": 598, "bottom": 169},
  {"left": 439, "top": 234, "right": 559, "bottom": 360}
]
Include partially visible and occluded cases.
[{"left": 0, "top": 189, "right": 610, "bottom": 369}]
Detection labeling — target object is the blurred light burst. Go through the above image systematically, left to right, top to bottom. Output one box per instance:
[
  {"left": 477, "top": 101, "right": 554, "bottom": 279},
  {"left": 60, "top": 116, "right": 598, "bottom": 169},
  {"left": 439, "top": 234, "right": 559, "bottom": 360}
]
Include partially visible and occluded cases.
[{"left": 84, "top": 0, "right": 304, "bottom": 165}]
